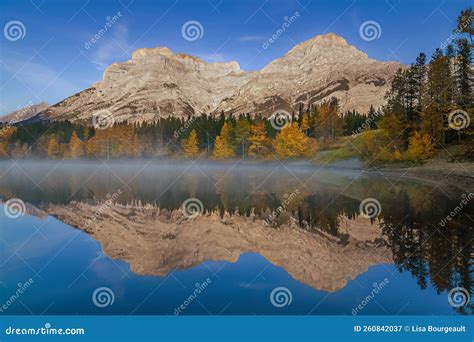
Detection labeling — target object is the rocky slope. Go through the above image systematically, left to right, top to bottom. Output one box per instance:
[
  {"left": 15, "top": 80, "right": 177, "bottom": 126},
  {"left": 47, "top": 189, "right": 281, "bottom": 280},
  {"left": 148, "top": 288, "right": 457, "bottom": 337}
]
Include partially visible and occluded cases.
[
  {"left": 38, "top": 33, "right": 402, "bottom": 125},
  {"left": 1, "top": 102, "right": 49, "bottom": 123},
  {"left": 42, "top": 201, "right": 391, "bottom": 292}
]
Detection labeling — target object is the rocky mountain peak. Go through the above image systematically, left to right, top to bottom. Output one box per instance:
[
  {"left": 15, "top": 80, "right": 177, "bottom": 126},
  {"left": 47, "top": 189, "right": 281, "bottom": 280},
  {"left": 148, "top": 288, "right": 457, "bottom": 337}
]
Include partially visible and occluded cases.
[{"left": 38, "top": 33, "right": 403, "bottom": 124}]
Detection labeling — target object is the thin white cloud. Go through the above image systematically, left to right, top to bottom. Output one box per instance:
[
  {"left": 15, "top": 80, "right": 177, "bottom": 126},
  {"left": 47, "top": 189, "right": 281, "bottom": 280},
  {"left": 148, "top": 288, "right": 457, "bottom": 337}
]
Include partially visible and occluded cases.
[
  {"left": 88, "top": 23, "right": 130, "bottom": 71},
  {"left": 239, "top": 35, "right": 265, "bottom": 42},
  {"left": 199, "top": 53, "right": 227, "bottom": 63},
  {"left": 0, "top": 56, "right": 80, "bottom": 110}
]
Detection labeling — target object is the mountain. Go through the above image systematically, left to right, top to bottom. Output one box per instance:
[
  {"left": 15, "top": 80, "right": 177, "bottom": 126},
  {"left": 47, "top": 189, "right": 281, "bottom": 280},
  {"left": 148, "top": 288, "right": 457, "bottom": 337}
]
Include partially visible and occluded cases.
[
  {"left": 38, "top": 33, "right": 402, "bottom": 125},
  {"left": 1, "top": 102, "right": 49, "bottom": 123},
  {"left": 41, "top": 201, "right": 390, "bottom": 292}
]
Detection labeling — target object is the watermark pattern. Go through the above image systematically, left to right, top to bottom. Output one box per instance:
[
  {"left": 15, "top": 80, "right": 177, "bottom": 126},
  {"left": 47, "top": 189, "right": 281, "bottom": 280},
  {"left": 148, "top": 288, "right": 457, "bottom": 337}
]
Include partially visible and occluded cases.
[
  {"left": 84, "top": 12, "right": 123, "bottom": 50},
  {"left": 262, "top": 12, "right": 300, "bottom": 50},
  {"left": 440, "top": 12, "right": 473, "bottom": 49},
  {"left": 4, "top": 20, "right": 26, "bottom": 41},
  {"left": 181, "top": 20, "right": 204, "bottom": 41},
  {"left": 359, "top": 21, "right": 382, "bottom": 41},
  {"left": 0, "top": 102, "right": 34, "bottom": 137},
  {"left": 92, "top": 109, "right": 115, "bottom": 130},
  {"left": 448, "top": 109, "right": 470, "bottom": 130},
  {"left": 269, "top": 110, "right": 292, "bottom": 131},
  {"left": 352, "top": 112, "right": 380, "bottom": 138},
  {"left": 174, "top": 115, "right": 197, "bottom": 139},
  {"left": 85, "top": 189, "right": 122, "bottom": 228},
  {"left": 265, "top": 189, "right": 300, "bottom": 225},
  {"left": 440, "top": 193, "right": 473, "bottom": 227},
  {"left": 3, "top": 198, "right": 26, "bottom": 219},
  {"left": 181, "top": 198, "right": 204, "bottom": 219},
  {"left": 359, "top": 198, "right": 381, "bottom": 219},
  {"left": 0, "top": 278, "right": 34, "bottom": 313},
  {"left": 173, "top": 278, "right": 213, "bottom": 315},
  {"left": 352, "top": 278, "right": 390, "bottom": 315},
  {"left": 92, "top": 287, "right": 115, "bottom": 308},
  {"left": 270, "top": 287, "right": 293, "bottom": 308},
  {"left": 448, "top": 287, "right": 470, "bottom": 308},
  {"left": 5, "top": 323, "right": 85, "bottom": 336}
]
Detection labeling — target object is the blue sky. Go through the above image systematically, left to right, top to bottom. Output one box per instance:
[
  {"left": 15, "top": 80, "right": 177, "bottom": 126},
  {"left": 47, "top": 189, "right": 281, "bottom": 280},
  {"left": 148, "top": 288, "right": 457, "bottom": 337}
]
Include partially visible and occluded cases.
[{"left": 0, "top": 0, "right": 471, "bottom": 115}]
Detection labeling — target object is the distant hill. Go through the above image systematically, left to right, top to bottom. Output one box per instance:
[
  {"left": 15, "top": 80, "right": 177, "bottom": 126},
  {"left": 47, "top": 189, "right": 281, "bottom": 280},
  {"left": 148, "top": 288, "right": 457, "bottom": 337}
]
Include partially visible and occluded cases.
[{"left": 1, "top": 102, "right": 49, "bottom": 124}]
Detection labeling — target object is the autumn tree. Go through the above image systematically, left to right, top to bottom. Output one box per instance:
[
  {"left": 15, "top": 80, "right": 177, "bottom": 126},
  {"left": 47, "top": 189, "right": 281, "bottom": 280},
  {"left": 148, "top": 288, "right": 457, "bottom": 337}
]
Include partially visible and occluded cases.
[
  {"left": 314, "top": 98, "right": 343, "bottom": 142},
  {"left": 234, "top": 117, "right": 251, "bottom": 158},
  {"left": 248, "top": 121, "right": 271, "bottom": 158},
  {"left": 212, "top": 122, "right": 235, "bottom": 159},
  {"left": 274, "top": 124, "right": 317, "bottom": 158},
  {"left": 181, "top": 129, "right": 200, "bottom": 156},
  {"left": 67, "top": 131, "right": 84, "bottom": 158},
  {"left": 406, "top": 132, "right": 435, "bottom": 160},
  {"left": 47, "top": 134, "right": 61, "bottom": 158}
]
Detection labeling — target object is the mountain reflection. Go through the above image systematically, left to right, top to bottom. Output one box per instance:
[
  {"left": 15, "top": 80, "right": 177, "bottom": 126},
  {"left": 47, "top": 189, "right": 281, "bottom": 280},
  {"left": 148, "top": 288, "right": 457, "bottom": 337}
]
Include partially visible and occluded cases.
[{"left": 0, "top": 161, "right": 472, "bottom": 313}]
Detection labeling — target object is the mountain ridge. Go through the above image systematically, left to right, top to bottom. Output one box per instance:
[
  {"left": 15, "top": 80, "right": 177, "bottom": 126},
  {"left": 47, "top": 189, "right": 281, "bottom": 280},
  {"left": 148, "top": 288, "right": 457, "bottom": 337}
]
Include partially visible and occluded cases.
[{"left": 37, "top": 33, "right": 403, "bottom": 125}]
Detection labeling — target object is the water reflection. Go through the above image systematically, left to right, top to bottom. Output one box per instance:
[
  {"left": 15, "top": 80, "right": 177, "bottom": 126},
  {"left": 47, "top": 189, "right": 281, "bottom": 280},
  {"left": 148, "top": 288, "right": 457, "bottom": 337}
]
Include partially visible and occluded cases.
[{"left": 0, "top": 160, "right": 472, "bottom": 314}]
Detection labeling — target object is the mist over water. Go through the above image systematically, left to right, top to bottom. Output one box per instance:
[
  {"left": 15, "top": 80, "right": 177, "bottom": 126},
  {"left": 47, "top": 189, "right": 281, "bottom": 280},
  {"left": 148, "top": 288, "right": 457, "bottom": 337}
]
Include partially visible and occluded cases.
[{"left": 0, "top": 160, "right": 472, "bottom": 315}]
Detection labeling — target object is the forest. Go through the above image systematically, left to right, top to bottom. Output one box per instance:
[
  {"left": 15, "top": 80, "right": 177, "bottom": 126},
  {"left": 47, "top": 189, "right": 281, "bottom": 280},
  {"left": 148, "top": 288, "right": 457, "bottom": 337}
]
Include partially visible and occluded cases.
[{"left": 0, "top": 7, "right": 472, "bottom": 162}]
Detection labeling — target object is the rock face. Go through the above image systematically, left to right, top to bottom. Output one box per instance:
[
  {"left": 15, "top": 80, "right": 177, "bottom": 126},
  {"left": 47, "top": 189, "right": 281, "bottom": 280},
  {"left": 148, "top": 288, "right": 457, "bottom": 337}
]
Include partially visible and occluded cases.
[
  {"left": 39, "top": 33, "right": 402, "bottom": 125},
  {"left": 1, "top": 102, "right": 49, "bottom": 123},
  {"left": 42, "top": 201, "right": 391, "bottom": 292}
]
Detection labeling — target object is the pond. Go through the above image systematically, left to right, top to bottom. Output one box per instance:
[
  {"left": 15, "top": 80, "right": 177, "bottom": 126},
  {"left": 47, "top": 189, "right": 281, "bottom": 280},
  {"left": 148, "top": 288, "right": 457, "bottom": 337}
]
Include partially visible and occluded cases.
[{"left": 0, "top": 160, "right": 472, "bottom": 315}]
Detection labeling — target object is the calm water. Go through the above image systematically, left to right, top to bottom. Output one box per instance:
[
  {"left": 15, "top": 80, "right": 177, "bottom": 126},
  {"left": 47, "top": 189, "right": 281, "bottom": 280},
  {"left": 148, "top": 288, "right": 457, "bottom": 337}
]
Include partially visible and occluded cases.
[{"left": 0, "top": 160, "right": 472, "bottom": 315}]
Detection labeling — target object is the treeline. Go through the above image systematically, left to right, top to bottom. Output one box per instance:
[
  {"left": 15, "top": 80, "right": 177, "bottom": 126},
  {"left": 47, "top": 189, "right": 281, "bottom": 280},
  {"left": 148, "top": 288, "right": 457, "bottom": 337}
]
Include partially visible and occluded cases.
[
  {"left": 361, "top": 7, "right": 473, "bottom": 162},
  {"left": 0, "top": 98, "right": 379, "bottom": 160}
]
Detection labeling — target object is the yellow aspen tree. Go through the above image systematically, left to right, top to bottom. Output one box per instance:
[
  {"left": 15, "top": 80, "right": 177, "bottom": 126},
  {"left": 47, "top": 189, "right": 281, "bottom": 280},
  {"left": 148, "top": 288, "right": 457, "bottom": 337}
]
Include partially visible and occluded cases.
[
  {"left": 248, "top": 121, "right": 270, "bottom": 158},
  {"left": 212, "top": 122, "right": 235, "bottom": 159},
  {"left": 274, "top": 124, "right": 316, "bottom": 158},
  {"left": 181, "top": 129, "right": 200, "bottom": 156},
  {"left": 68, "top": 132, "right": 84, "bottom": 158},
  {"left": 47, "top": 134, "right": 61, "bottom": 158}
]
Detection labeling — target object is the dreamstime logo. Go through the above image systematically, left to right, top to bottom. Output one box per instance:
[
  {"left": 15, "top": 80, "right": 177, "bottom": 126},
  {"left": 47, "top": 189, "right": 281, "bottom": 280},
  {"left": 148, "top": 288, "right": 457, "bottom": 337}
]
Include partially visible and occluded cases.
[
  {"left": 262, "top": 11, "right": 300, "bottom": 49},
  {"left": 84, "top": 12, "right": 122, "bottom": 50},
  {"left": 4, "top": 20, "right": 26, "bottom": 41},
  {"left": 181, "top": 20, "right": 204, "bottom": 41},
  {"left": 359, "top": 21, "right": 382, "bottom": 41},
  {"left": 92, "top": 109, "right": 115, "bottom": 130},
  {"left": 448, "top": 109, "right": 470, "bottom": 130},
  {"left": 269, "top": 110, "right": 292, "bottom": 131},
  {"left": 174, "top": 115, "right": 196, "bottom": 139},
  {"left": 85, "top": 189, "right": 122, "bottom": 228},
  {"left": 265, "top": 189, "right": 300, "bottom": 225},
  {"left": 439, "top": 193, "right": 473, "bottom": 227},
  {"left": 3, "top": 198, "right": 26, "bottom": 219},
  {"left": 181, "top": 198, "right": 204, "bottom": 219},
  {"left": 359, "top": 198, "right": 381, "bottom": 219},
  {"left": 0, "top": 278, "right": 34, "bottom": 313},
  {"left": 173, "top": 278, "right": 213, "bottom": 315},
  {"left": 352, "top": 278, "right": 390, "bottom": 315},
  {"left": 92, "top": 287, "right": 115, "bottom": 308},
  {"left": 270, "top": 287, "right": 292, "bottom": 308},
  {"left": 448, "top": 287, "right": 470, "bottom": 308}
]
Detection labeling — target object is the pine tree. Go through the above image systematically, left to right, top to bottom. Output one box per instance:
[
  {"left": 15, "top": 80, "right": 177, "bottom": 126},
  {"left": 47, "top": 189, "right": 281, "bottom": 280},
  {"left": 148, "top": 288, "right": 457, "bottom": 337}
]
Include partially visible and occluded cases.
[
  {"left": 455, "top": 39, "right": 472, "bottom": 108},
  {"left": 421, "top": 50, "right": 454, "bottom": 145},
  {"left": 300, "top": 111, "right": 310, "bottom": 134},
  {"left": 234, "top": 117, "right": 250, "bottom": 158},
  {"left": 181, "top": 129, "right": 200, "bottom": 156}
]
